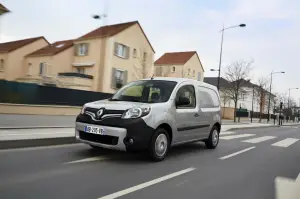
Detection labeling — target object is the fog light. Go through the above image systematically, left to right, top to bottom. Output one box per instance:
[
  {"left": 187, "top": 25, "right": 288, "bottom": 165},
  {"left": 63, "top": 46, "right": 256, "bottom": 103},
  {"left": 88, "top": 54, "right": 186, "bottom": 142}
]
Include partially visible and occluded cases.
[{"left": 129, "top": 138, "right": 134, "bottom": 144}]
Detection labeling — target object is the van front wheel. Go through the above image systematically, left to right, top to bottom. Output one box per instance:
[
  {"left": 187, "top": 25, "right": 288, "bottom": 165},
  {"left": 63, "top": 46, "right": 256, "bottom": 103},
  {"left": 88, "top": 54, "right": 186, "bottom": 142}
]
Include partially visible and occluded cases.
[
  {"left": 205, "top": 126, "right": 219, "bottom": 149},
  {"left": 149, "top": 128, "right": 170, "bottom": 161}
]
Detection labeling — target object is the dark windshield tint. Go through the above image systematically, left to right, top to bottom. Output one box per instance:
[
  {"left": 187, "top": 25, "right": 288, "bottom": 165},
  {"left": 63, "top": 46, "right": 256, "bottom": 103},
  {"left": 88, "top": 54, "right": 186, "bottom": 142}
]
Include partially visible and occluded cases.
[{"left": 110, "top": 80, "right": 177, "bottom": 103}]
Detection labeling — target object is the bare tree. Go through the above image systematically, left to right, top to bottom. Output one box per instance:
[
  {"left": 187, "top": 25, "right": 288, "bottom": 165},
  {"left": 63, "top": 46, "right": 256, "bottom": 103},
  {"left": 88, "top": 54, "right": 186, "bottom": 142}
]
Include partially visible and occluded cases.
[
  {"left": 133, "top": 48, "right": 149, "bottom": 79},
  {"left": 223, "top": 60, "right": 252, "bottom": 122},
  {"left": 254, "top": 76, "right": 269, "bottom": 122},
  {"left": 219, "top": 90, "right": 231, "bottom": 118}
]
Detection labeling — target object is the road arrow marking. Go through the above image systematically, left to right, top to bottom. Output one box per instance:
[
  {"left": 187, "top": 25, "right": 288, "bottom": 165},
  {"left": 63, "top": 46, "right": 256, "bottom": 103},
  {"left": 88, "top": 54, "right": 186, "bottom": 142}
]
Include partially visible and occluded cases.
[{"left": 275, "top": 174, "right": 300, "bottom": 199}]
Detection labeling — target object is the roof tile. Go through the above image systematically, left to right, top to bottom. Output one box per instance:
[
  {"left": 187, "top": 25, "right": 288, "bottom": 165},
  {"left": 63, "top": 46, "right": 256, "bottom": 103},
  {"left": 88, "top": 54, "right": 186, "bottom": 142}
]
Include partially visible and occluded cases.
[
  {"left": 76, "top": 21, "right": 155, "bottom": 52},
  {"left": 0, "top": 36, "right": 47, "bottom": 53},
  {"left": 27, "top": 39, "right": 73, "bottom": 57},
  {"left": 154, "top": 51, "right": 196, "bottom": 65}
]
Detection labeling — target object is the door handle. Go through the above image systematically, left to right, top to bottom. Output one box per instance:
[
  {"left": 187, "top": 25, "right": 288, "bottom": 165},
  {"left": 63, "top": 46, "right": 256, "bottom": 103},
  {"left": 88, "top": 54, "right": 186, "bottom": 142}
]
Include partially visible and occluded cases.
[{"left": 194, "top": 113, "right": 199, "bottom": 117}]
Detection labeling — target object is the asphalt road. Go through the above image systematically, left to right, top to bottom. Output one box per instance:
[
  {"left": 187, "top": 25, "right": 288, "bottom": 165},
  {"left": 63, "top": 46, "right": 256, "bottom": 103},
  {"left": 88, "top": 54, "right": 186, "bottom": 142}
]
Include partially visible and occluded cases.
[{"left": 0, "top": 126, "right": 300, "bottom": 199}]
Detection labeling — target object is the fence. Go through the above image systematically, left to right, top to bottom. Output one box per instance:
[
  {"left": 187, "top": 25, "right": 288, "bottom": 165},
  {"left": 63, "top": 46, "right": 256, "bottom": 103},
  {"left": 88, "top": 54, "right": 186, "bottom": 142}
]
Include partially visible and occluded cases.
[{"left": 0, "top": 80, "right": 113, "bottom": 106}]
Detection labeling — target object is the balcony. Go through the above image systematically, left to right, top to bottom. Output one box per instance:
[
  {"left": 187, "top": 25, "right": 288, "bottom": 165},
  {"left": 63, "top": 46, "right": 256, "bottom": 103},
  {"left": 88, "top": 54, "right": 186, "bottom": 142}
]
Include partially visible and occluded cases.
[
  {"left": 57, "top": 72, "right": 93, "bottom": 91},
  {"left": 58, "top": 72, "right": 93, "bottom": 79}
]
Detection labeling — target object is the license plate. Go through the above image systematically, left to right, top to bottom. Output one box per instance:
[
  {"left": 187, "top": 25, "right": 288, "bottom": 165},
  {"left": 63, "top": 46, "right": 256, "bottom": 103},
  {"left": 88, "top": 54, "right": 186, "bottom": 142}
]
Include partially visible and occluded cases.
[{"left": 84, "top": 126, "right": 105, "bottom": 135}]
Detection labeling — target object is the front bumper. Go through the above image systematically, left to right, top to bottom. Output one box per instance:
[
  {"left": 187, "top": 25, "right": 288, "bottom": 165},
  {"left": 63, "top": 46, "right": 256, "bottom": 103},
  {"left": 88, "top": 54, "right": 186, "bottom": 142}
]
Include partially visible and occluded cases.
[
  {"left": 75, "top": 114, "right": 155, "bottom": 152},
  {"left": 76, "top": 122, "right": 127, "bottom": 151}
]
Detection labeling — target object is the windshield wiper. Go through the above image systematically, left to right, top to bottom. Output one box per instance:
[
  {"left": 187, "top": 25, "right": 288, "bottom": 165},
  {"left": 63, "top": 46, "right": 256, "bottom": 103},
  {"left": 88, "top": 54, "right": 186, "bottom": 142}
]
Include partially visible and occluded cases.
[{"left": 109, "top": 98, "right": 121, "bottom": 101}]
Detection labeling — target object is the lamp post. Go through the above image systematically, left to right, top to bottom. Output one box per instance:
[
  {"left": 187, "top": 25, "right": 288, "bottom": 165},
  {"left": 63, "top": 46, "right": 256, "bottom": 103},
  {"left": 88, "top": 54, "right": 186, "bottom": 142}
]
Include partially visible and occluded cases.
[
  {"left": 92, "top": 14, "right": 108, "bottom": 92},
  {"left": 215, "top": 23, "right": 246, "bottom": 91},
  {"left": 267, "top": 71, "right": 285, "bottom": 122}
]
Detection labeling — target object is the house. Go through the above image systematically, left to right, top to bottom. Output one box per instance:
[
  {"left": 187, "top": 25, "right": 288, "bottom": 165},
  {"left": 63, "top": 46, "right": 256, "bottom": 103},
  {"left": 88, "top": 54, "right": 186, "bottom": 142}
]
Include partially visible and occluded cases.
[
  {"left": 0, "top": 3, "right": 10, "bottom": 15},
  {"left": 71, "top": 20, "right": 155, "bottom": 92},
  {"left": 0, "top": 37, "right": 49, "bottom": 81},
  {"left": 17, "top": 40, "right": 79, "bottom": 88},
  {"left": 154, "top": 51, "right": 204, "bottom": 81},
  {"left": 203, "top": 77, "right": 233, "bottom": 106},
  {"left": 204, "top": 77, "right": 276, "bottom": 119}
]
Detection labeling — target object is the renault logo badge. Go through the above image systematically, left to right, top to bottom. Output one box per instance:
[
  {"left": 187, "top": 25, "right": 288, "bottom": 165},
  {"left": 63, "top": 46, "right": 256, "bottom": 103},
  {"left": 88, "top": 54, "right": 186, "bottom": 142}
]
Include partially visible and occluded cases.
[{"left": 96, "top": 108, "right": 104, "bottom": 118}]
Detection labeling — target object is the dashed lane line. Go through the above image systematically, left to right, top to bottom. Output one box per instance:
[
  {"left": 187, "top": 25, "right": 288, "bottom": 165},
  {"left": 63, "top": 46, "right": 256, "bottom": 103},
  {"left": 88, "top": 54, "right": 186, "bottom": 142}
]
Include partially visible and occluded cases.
[
  {"left": 219, "top": 146, "right": 256, "bottom": 160},
  {"left": 64, "top": 156, "right": 109, "bottom": 164},
  {"left": 97, "top": 167, "right": 196, "bottom": 199}
]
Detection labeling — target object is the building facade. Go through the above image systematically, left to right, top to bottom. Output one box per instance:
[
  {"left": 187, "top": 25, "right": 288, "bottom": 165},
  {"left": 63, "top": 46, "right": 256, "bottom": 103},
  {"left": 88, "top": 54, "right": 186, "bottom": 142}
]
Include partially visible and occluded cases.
[
  {"left": 1, "top": 21, "right": 155, "bottom": 93},
  {"left": 0, "top": 37, "right": 49, "bottom": 81},
  {"left": 154, "top": 51, "right": 204, "bottom": 81}
]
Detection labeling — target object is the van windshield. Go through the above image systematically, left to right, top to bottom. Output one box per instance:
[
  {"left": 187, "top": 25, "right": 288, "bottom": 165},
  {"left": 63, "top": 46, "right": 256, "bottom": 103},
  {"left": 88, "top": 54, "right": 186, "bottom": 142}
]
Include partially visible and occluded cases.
[{"left": 110, "top": 80, "right": 177, "bottom": 103}]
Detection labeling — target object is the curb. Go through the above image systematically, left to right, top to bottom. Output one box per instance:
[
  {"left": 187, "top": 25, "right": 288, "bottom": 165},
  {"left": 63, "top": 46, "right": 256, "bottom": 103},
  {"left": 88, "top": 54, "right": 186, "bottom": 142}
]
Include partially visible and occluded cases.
[
  {"left": 226, "top": 124, "right": 300, "bottom": 131},
  {"left": 0, "top": 126, "right": 74, "bottom": 130},
  {"left": 0, "top": 137, "right": 78, "bottom": 150}
]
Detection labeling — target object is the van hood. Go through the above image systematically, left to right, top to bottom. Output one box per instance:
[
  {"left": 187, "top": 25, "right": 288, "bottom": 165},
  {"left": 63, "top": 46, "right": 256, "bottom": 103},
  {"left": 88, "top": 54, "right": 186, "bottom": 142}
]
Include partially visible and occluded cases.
[{"left": 85, "top": 99, "right": 148, "bottom": 111}]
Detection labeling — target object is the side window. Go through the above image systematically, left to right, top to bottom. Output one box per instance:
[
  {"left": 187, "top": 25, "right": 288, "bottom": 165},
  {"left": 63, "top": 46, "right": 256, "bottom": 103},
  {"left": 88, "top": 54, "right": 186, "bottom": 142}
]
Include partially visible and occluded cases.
[
  {"left": 175, "top": 85, "right": 196, "bottom": 108},
  {"left": 198, "top": 87, "right": 220, "bottom": 108},
  {"left": 208, "top": 89, "right": 220, "bottom": 107}
]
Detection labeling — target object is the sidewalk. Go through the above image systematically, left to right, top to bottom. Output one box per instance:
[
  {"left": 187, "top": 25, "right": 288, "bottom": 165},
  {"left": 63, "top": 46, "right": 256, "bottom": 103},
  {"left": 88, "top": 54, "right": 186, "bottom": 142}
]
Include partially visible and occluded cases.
[
  {"left": 0, "top": 114, "right": 75, "bottom": 129},
  {"left": 1, "top": 122, "right": 299, "bottom": 150}
]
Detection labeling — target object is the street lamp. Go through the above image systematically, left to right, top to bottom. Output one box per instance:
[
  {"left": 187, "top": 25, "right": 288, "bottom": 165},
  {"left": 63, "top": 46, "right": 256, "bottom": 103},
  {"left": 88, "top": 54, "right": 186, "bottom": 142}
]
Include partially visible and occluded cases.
[
  {"left": 92, "top": 13, "right": 108, "bottom": 91},
  {"left": 216, "top": 23, "right": 246, "bottom": 91},
  {"left": 210, "top": 69, "right": 219, "bottom": 72},
  {"left": 267, "top": 71, "right": 285, "bottom": 122}
]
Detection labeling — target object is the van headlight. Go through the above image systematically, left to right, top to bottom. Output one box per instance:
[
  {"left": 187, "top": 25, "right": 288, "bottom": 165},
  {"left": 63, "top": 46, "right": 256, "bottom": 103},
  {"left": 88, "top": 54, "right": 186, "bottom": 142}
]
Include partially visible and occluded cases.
[
  {"left": 80, "top": 105, "right": 86, "bottom": 114},
  {"left": 122, "top": 107, "right": 151, "bottom": 119}
]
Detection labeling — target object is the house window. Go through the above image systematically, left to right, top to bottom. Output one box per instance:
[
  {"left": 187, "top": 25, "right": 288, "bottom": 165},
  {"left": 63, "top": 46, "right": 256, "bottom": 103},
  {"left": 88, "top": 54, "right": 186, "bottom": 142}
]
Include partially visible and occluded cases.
[
  {"left": 114, "top": 42, "right": 129, "bottom": 58},
  {"left": 76, "top": 43, "right": 88, "bottom": 56},
  {"left": 133, "top": 48, "right": 137, "bottom": 58},
  {"left": 143, "top": 52, "right": 147, "bottom": 61},
  {"left": 0, "top": 59, "right": 4, "bottom": 71},
  {"left": 39, "top": 62, "right": 47, "bottom": 76},
  {"left": 28, "top": 63, "right": 32, "bottom": 75},
  {"left": 172, "top": 66, "right": 176, "bottom": 73},
  {"left": 76, "top": 67, "right": 85, "bottom": 74},
  {"left": 112, "top": 68, "right": 127, "bottom": 89},
  {"left": 188, "top": 68, "right": 191, "bottom": 75},
  {"left": 193, "top": 70, "right": 195, "bottom": 77}
]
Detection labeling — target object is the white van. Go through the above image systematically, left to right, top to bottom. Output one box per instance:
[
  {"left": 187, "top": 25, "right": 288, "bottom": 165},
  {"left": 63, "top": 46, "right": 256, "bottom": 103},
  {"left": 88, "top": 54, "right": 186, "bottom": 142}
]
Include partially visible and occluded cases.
[{"left": 75, "top": 77, "right": 221, "bottom": 161}]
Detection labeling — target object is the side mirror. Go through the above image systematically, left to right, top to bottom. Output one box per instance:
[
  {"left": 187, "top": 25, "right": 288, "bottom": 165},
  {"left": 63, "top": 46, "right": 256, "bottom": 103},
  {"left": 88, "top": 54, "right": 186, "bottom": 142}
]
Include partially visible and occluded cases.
[{"left": 176, "top": 96, "right": 190, "bottom": 106}]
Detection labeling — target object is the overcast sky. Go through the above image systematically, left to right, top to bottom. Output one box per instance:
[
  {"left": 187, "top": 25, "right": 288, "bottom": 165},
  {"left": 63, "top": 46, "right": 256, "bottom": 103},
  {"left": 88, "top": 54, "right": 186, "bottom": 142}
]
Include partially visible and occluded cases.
[{"left": 1, "top": 0, "right": 299, "bottom": 102}]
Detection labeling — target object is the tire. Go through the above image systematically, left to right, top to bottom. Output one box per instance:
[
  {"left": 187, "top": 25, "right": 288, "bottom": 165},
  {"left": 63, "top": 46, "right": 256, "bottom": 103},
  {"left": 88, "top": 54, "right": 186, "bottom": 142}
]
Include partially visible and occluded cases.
[
  {"left": 205, "top": 125, "right": 220, "bottom": 149},
  {"left": 149, "top": 128, "right": 170, "bottom": 161}
]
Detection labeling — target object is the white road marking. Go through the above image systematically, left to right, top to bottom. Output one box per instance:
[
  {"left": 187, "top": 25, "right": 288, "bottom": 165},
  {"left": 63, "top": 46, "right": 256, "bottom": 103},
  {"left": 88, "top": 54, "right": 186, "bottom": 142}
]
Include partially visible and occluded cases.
[
  {"left": 220, "top": 131, "right": 236, "bottom": 135},
  {"left": 220, "top": 134, "right": 255, "bottom": 140},
  {"left": 242, "top": 136, "right": 276, "bottom": 143},
  {"left": 272, "top": 138, "right": 299, "bottom": 147},
  {"left": 0, "top": 143, "right": 83, "bottom": 153},
  {"left": 219, "top": 146, "right": 256, "bottom": 160},
  {"left": 65, "top": 156, "right": 108, "bottom": 164},
  {"left": 97, "top": 167, "right": 196, "bottom": 199}
]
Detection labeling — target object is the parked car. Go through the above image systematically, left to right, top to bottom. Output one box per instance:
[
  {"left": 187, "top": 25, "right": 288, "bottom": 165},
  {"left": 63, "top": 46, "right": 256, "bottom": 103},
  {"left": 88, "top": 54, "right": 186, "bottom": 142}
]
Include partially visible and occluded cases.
[{"left": 75, "top": 77, "right": 221, "bottom": 161}]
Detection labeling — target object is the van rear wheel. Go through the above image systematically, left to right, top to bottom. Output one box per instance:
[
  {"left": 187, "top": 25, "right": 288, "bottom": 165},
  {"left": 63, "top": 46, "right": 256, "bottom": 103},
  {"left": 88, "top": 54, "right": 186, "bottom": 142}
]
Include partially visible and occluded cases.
[
  {"left": 205, "top": 126, "right": 219, "bottom": 149},
  {"left": 149, "top": 128, "right": 170, "bottom": 161}
]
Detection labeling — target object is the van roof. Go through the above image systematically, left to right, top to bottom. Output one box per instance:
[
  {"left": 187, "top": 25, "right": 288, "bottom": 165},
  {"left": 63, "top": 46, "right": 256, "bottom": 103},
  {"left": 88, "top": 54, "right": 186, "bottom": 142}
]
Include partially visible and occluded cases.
[{"left": 141, "top": 77, "right": 218, "bottom": 91}]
